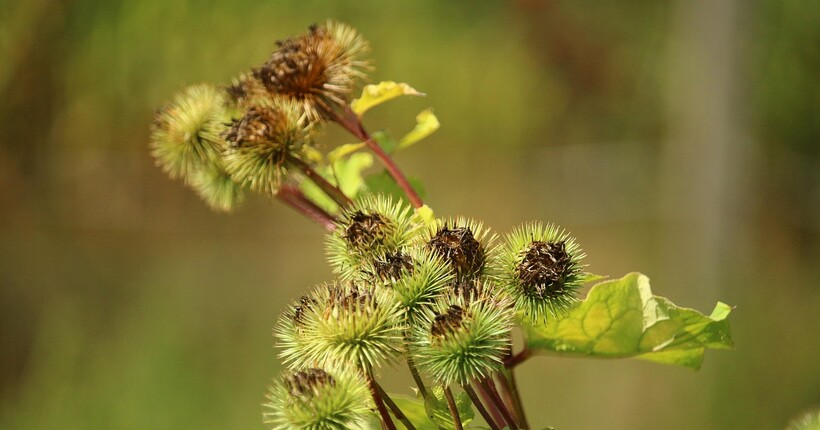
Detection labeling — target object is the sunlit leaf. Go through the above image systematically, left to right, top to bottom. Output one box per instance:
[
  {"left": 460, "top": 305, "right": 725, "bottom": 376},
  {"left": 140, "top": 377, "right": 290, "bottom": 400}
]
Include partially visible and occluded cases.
[
  {"left": 351, "top": 81, "right": 425, "bottom": 116},
  {"left": 398, "top": 109, "right": 440, "bottom": 150},
  {"left": 328, "top": 142, "right": 366, "bottom": 164},
  {"left": 299, "top": 153, "right": 374, "bottom": 213},
  {"left": 524, "top": 272, "right": 733, "bottom": 370}
]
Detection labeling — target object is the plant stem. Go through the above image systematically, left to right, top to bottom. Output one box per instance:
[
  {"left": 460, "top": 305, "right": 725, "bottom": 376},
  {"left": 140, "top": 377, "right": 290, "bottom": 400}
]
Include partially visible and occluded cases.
[
  {"left": 331, "top": 105, "right": 424, "bottom": 209},
  {"left": 286, "top": 155, "right": 352, "bottom": 208},
  {"left": 275, "top": 185, "right": 336, "bottom": 231},
  {"left": 504, "top": 347, "right": 532, "bottom": 369},
  {"left": 406, "top": 355, "right": 427, "bottom": 399},
  {"left": 505, "top": 368, "right": 530, "bottom": 429},
  {"left": 365, "top": 371, "right": 397, "bottom": 430},
  {"left": 479, "top": 378, "right": 518, "bottom": 429},
  {"left": 472, "top": 380, "right": 505, "bottom": 429},
  {"left": 375, "top": 381, "right": 416, "bottom": 430},
  {"left": 462, "top": 383, "right": 501, "bottom": 430},
  {"left": 443, "top": 386, "right": 463, "bottom": 430}
]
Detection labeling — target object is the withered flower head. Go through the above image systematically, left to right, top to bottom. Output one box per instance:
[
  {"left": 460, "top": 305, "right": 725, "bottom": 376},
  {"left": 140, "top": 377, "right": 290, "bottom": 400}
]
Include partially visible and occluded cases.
[
  {"left": 253, "top": 20, "right": 370, "bottom": 121},
  {"left": 221, "top": 97, "right": 312, "bottom": 194},
  {"left": 326, "top": 194, "right": 417, "bottom": 280},
  {"left": 425, "top": 218, "right": 495, "bottom": 282},
  {"left": 496, "top": 222, "right": 589, "bottom": 323},
  {"left": 371, "top": 251, "right": 415, "bottom": 283}
]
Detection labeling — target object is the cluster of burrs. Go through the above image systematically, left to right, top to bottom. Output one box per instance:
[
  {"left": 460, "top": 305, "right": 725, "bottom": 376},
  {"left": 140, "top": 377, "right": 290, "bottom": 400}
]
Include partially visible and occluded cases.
[
  {"left": 150, "top": 20, "right": 369, "bottom": 217},
  {"left": 149, "top": 21, "right": 591, "bottom": 430},
  {"left": 272, "top": 194, "right": 590, "bottom": 430}
]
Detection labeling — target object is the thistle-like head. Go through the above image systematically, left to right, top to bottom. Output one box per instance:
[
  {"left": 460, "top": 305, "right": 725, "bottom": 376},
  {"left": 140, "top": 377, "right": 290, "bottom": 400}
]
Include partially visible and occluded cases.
[
  {"left": 253, "top": 20, "right": 370, "bottom": 121},
  {"left": 150, "top": 83, "right": 229, "bottom": 181},
  {"left": 221, "top": 97, "right": 313, "bottom": 194},
  {"left": 326, "top": 194, "right": 418, "bottom": 280},
  {"left": 423, "top": 217, "right": 497, "bottom": 282},
  {"left": 496, "top": 222, "right": 588, "bottom": 322},
  {"left": 275, "top": 281, "right": 405, "bottom": 371},
  {"left": 411, "top": 282, "right": 513, "bottom": 385},
  {"left": 263, "top": 366, "right": 371, "bottom": 430}
]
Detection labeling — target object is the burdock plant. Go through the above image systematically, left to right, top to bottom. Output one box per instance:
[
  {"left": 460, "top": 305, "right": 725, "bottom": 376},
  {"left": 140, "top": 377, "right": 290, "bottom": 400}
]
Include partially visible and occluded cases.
[{"left": 150, "top": 20, "right": 734, "bottom": 430}]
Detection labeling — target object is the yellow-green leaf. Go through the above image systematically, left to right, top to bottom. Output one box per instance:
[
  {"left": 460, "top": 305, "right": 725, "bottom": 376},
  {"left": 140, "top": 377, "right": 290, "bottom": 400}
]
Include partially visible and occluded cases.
[
  {"left": 351, "top": 81, "right": 425, "bottom": 116},
  {"left": 398, "top": 109, "right": 440, "bottom": 150},
  {"left": 327, "top": 142, "right": 366, "bottom": 164},
  {"left": 524, "top": 272, "right": 733, "bottom": 370}
]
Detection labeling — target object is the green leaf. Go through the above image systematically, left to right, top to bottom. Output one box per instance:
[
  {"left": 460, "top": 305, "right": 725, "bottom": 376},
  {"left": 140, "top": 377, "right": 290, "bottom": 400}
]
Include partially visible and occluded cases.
[
  {"left": 351, "top": 81, "right": 425, "bottom": 116},
  {"left": 398, "top": 109, "right": 440, "bottom": 150},
  {"left": 372, "top": 130, "right": 398, "bottom": 155},
  {"left": 327, "top": 142, "right": 366, "bottom": 164},
  {"left": 299, "top": 153, "right": 374, "bottom": 213},
  {"left": 364, "top": 170, "right": 426, "bottom": 204},
  {"left": 524, "top": 272, "right": 733, "bottom": 370},
  {"left": 424, "top": 387, "right": 474, "bottom": 430},
  {"left": 386, "top": 394, "right": 439, "bottom": 430}
]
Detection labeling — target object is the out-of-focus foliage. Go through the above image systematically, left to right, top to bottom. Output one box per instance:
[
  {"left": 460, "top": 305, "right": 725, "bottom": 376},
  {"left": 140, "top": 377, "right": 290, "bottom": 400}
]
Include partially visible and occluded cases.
[{"left": 0, "top": 1, "right": 818, "bottom": 430}]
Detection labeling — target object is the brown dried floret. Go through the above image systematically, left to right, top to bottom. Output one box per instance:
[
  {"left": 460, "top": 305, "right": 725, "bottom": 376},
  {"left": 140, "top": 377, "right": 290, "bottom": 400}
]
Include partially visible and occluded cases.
[{"left": 514, "top": 240, "right": 573, "bottom": 299}]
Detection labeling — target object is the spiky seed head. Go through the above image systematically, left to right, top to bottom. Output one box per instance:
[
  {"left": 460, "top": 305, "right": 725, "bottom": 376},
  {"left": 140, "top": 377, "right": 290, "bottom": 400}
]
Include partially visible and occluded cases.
[
  {"left": 253, "top": 20, "right": 370, "bottom": 121},
  {"left": 225, "top": 73, "right": 267, "bottom": 108},
  {"left": 150, "top": 83, "right": 228, "bottom": 181},
  {"left": 221, "top": 97, "right": 312, "bottom": 194},
  {"left": 188, "top": 164, "right": 245, "bottom": 212},
  {"left": 326, "top": 194, "right": 418, "bottom": 280},
  {"left": 423, "top": 218, "right": 497, "bottom": 282},
  {"left": 496, "top": 222, "right": 588, "bottom": 323},
  {"left": 362, "top": 247, "right": 454, "bottom": 323},
  {"left": 276, "top": 281, "right": 405, "bottom": 371},
  {"left": 411, "top": 282, "right": 513, "bottom": 385},
  {"left": 263, "top": 366, "right": 372, "bottom": 430},
  {"left": 787, "top": 408, "right": 820, "bottom": 430}
]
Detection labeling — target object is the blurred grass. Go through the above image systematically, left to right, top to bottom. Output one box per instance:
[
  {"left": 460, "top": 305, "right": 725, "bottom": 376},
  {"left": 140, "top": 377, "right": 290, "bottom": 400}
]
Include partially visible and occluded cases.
[{"left": 1, "top": 1, "right": 818, "bottom": 429}]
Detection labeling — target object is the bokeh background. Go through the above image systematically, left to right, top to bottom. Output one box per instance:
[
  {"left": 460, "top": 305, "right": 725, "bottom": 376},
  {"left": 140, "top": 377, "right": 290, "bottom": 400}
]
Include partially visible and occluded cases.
[{"left": 1, "top": 1, "right": 818, "bottom": 429}]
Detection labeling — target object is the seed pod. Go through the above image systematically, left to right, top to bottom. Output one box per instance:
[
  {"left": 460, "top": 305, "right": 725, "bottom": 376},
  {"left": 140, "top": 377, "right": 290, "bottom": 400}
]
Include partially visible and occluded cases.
[
  {"left": 253, "top": 20, "right": 370, "bottom": 121},
  {"left": 150, "top": 83, "right": 229, "bottom": 181},
  {"left": 326, "top": 194, "right": 418, "bottom": 280},
  {"left": 496, "top": 222, "right": 588, "bottom": 322},
  {"left": 411, "top": 282, "right": 513, "bottom": 385},
  {"left": 263, "top": 366, "right": 371, "bottom": 430}
]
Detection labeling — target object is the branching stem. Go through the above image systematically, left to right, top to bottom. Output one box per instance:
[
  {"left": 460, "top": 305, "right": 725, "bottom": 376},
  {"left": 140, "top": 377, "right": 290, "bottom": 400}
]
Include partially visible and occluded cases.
[
  {"left": 286, "top": 155, "right": 352, "bottom": 208},
  {"left": 365, "top": 371, "right": 397, "bottom": 430},
  {"left": 375, "top": 381, "right": 416, "bottom": 430},
  {"left": 462, "top": 383, "right": 502, "bottom": 430}
]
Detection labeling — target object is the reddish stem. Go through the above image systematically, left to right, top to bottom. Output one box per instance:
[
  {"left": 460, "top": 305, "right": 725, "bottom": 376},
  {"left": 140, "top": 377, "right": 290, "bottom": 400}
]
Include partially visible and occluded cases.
[
  {"left": 331, "top": 105, "right": 424, "bottom": 209},
  {"left": 286, "top": 155, "right": 352, "bottom": 208},
  {"left": 275, "top": 185, "right": 336, "bottom": 231},
  {"left": 504, "top": 348, "right": 532, "bottom": 369}
]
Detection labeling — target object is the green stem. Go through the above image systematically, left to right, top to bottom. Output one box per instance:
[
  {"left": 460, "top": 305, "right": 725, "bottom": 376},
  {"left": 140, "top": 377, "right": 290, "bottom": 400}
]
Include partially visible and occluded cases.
[
  {"left": 406, "top": 355, "right": 427, "bottom": 399},
  {"left": 505, "top": 368, "right": 529, "bottom": 429},
  {"left": 375, "top": 381, "right": 416, "bottom": 430},
  {"left": 462, "top": 383, "right": 502, "bottom": 430},
  {"left": 443, "top": 386, "right": 464, "bottom": 430}
]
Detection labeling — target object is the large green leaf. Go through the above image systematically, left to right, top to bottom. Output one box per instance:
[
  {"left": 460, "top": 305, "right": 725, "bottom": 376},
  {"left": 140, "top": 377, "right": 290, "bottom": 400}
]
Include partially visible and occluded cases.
[
  {"left": 351, "top": 81, "right": 425, "bottom": 116},
  {"left": 524, "top": 272, "right": 733, "bottom": 369}
]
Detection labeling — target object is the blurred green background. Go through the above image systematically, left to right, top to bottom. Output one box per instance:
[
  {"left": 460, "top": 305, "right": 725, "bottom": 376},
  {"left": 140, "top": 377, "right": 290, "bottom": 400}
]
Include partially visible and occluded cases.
[{"left": 1, "top": 0, "right": 818, "bottom": 429}]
